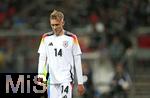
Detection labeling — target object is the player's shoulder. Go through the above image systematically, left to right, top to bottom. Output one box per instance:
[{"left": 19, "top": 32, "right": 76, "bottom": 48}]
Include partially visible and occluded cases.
[
  {"left": 42, "top": 31, "right": 54, "bottom": 38},
  {"left": 65, "top": 31, "right": 78, "bottom": 38}
]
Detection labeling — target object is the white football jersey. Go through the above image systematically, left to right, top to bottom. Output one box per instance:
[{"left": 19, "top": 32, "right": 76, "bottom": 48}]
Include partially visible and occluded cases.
[{"left": 38, "top": 31, "right": 82, "bottom": 84}]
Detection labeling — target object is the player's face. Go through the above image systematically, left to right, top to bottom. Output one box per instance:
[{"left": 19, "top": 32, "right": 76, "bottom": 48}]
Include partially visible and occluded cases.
[{"left": 50, "top": 19, "right": 64, "bottom": 36}]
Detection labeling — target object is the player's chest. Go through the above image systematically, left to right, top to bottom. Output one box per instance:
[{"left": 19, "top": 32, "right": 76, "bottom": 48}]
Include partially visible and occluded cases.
[{"left": 45, "top": 37, "right": 73, "bottom": 50}]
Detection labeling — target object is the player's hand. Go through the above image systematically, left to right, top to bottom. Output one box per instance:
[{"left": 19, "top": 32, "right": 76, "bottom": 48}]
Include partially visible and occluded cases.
[
  {"left": 36, "top": 75, "right": 47, "bottom": 85},
  {"left": 36, "top": 77, "right": 47, "bottom": 86},
  {"left": 36, "top": 77, "right": 47, "bottom": 90},
  {"left": 37, "top": 78, "right": 45, "bottom": 85},
  {"left": 77, "top": 84, "right": 85, "bottom": 96}
]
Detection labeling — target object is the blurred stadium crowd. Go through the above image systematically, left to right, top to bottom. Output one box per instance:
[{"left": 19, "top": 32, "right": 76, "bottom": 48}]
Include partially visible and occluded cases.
[
  {"left": 0, "top": 0, "right": 150, "bottom": 98},
  {"left": 0, "top": 0, "right": 149, "bottom": 30}
]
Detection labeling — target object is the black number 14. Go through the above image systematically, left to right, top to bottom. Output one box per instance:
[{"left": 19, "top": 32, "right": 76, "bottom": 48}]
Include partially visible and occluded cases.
[
  {"left": 54, "top": 48, "right": 62, "bottom": 57},
  {"left": 61, "top": 85, "right": 69, "bottom": 93}
]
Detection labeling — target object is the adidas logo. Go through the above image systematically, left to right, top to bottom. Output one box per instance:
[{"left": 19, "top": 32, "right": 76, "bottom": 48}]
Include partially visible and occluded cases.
[{"left": 49, "top": 42, "right": 53, "bottom": 46}]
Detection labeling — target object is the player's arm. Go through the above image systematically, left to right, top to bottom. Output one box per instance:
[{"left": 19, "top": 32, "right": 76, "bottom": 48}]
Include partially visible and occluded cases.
[
  {"left": 72, "top": 34, "right": 85, "bottom": 95},
  {"left": 37, "top": 36, "right": 47, "bottom": 84},
  {"left": 37, "top": 53, "right": 47, "bottom": 83},
  {"left": 74, "top": 54, "right": 85, "bottom": 95},
  {"left": 74, "top": 54, "right": 83, "bottom": 84}
]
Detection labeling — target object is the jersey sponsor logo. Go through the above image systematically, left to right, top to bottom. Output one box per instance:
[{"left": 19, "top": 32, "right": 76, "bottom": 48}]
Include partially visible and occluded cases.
[
  {"left": 63, "top": 41, "right": 68, "bottom": 48},
  {"left": 49, "top": 42, "right": 53, "bottom": 46}
]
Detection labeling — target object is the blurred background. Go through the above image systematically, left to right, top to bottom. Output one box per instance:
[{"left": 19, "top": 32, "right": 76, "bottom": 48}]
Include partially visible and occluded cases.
[{"left": 0, "top": 0, "right": 150, "bottom": 98}]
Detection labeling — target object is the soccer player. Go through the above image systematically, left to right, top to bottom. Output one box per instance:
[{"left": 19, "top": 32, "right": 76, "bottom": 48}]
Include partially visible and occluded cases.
[{"left": 37, "top": 9, "right": 85, "bottom": 98}]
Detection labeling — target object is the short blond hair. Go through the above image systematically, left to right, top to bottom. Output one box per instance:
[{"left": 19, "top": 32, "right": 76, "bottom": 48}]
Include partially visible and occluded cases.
[{"left": 50, "top": 10, "right": 64, "bottom": 21}]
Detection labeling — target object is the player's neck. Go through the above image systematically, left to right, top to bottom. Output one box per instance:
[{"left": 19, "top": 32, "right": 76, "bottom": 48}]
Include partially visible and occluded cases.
[{"left": 55, "top": 30, "right": 64, "bottom": 36}]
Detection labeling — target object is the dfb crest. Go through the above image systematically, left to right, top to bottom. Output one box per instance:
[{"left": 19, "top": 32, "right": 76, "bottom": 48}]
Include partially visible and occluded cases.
[{"left": 63, "top": 41, "right": 68, "bottom": 48}]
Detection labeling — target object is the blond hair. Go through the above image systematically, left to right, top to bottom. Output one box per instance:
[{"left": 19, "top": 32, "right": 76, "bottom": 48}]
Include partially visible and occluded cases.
[{"left": 50, "top": 10, "right": 64, "bottom": 21}]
